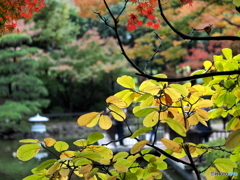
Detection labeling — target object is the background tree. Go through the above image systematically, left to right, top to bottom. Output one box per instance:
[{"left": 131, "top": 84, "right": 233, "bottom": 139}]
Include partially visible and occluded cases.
[
  {"left": 29, "top": 0, "right": 80, "bottom": 50},
  {"left": 38, "top": 28, "right": 135, "bottom": 113},
  {"left": 0, "top": 33, "right": 49, "bottom": 135}
]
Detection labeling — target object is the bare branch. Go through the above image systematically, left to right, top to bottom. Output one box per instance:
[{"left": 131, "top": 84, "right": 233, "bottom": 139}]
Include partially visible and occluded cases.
[
  {"left": 101, "top": 0, "right": 145, "bottom": 75},
  {"left": 158, "top": 0, "right": 240, "bottom": 41},
  {"left": 144, "top": 32, "right": 162, "bottom": 72},
  {"left": 136, "top": 70, "right": 240, "bottom": 82}
]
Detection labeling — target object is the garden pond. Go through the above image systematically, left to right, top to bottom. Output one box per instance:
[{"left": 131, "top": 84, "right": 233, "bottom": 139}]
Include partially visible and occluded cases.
[{"left": 0, "top": 138, "right": 186, "bottom": 180}]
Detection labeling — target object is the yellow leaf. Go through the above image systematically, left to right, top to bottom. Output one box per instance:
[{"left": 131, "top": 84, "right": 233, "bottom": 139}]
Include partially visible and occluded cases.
[
  {"left": 203, "top": 61, "right": 212, "bottom": 70},
  {"left": 117, "top": 75, "right": 135, "bottom": 89},
  {"left": 139, "top": 80, "right": 155, "bottom": 91},
  {"left": 170, "top": 84, "right": 189, "bottom": 97},
  {"left": 142, "top": 85, "right": 162, "bottom": 95},
  {"left": 165, "top": 87, "right": 181, "bottom": 101},
  {"left": 233, "top": 88, "right": 240, "bottom": 99},
  {"left": 114, "top": 90, "right": 135, "bottom": 107},
  {"left": 106, "top": 96, "right": 127, "bottom": 108},
  {"left": 140, "top": 96, "right": 154, "bottom": 109},
  {"left": 197, "top": 100, "right": 213, "bottom": 108},
  {"left": 109, "top": 104, "right": 126, "bottom": 121},
  {"left": 196, "top": 109, "right": 209, "bottom": 120},
  {"left": 143, "top": 110, "right": 159, "bottom": 127},
  {"left": 77, "top": 112, "right": 100, "bottom": 126},
  {"left": 188, "top": 114, "right": 200, "bottom": 125},
  {"left": 99, "top": 115, "right": 112, "bottom": 130},
  {"left": 86, "top": 116, "right": 100, "bottom": 128},
  {"left": 225, "top": 130, "right": 240, "bottom": 149},
  {"left": 44, "top": 138, "right": 56, "bottom": 147},
  {"left": 160, "top": 138, "right": 182, "bottom": 153},
  {"left": 19, "top": 139, "right": 40, "bottom": 143},
  {"left": 73, "top": 140, "right": 88, "bottom": 147},
  {"left": 130, "top": 140, "right": 149, "bottom": 154},
  {"left": 60, "top": 151, "right": 75, "bottom": 159},
  {"left": 47, "top": 161, "right": 61, "bottom": 175},
  {"left": 113, "top": 161, "right": 128, "bottom": 173},
  {"left": 79, "top": 164, "right": 92, "bottom": 174},
  {"left": 205, "top": 167, "right": 218, "bottom": 180},
  {"left": 59, "top": 168, "right": 70, "bottom": 177},
  {"left": 59, "top": 176, "right": 68, "bottom": 180},
  {"left": 108, "top": 176, "right": 117, "bottom": 180}
]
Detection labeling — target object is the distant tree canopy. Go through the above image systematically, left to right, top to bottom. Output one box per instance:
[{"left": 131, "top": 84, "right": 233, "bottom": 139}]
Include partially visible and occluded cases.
[{"left": 29, "top": 0, "right": 80, "bottom": 50}]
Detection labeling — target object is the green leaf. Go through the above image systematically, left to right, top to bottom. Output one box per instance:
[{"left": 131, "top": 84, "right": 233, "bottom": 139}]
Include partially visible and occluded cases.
[
  {"left": 233, "top": 0, "right": 240, "bottom": 7},
  {"left": 238, "top": 30, "right": 240, "bottom": 37},
  {"left": 222, "top": 48, "right": 232, "bottom": 60},
  {"left": 213, "top": 55, "right": 224, "bottom": 71},
  {"left": 190, "top": 69, "right": 205, "bottom": 76},
  {"left": 216, "top": 92, "right": 236, "bottom": 108},
  {"left": 135, "top": 93, "right": 152, "bottom": 102},
  {"left": 134, "top": 106, "right": 157, "bottom": 117},
  {"left": 209, "top": 108, "right": 224, "bottom": 119},
  {"left": 164, "top": 117, "right": 186, "bottom": 137},
  {"left": 225, "top": 117, "right": 239, "bottom": 131},
  {"left": 130, "top": 127, "right": 152, "bottom": 139},
  {"left": 225, "top": 130, "right": 240, "bottom": 149},
  {"left": 87, "top": 132, "right": 104, "bottom": 144},
  {"left": 73, "top": 139, "right": 88, "bottom": 147},
  {"left": 130, "top": 140, "right": 149, "bottom": 154},
  {"left": 54, "top": 141, "right": 69, "bottom": 152},
  {"left": 17, "top": 144, "right": 41, "bottom": 161},
  {"left": 141, "top": 148, "right": 153, "bottom": 155},
  {"left": 75, "top": 152, "right": 101, "bottom": 161},
  {"left": 113, "top": 152, "right": 129, "bottom": 162},
  {"left": 73, "top": 157, "right": 92, "bottom": 166},
  {"left": 213, "top": 158, "right": 237, "bottom": 172},
  {"left": 36, "top": 159, "right": 57, "bottom": 171},
  {"left": 114, "top": 161, "right": 129, "bottom": 173},
  {"left": 155, "top": 161, "right": 168, "bottom": 170},
  {"left": 87, "top": 168, "right": 99, "bottom": 179},
  {"left": 123, "top": 172, "right": 138, "bottom": 180},
  {"left": 23, "top": 175, "right": 48, "bottom": 180}
]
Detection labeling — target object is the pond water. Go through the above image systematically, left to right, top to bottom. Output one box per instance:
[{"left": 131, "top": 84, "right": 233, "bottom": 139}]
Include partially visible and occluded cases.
[{"left": 0, "top": 138, "right": 185, "bottom": 180}]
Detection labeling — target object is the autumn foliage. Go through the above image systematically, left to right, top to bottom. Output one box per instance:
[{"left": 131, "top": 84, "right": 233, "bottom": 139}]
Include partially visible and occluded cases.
[{"left": 0, "top": 0, "right": 45, "bottom": 35}]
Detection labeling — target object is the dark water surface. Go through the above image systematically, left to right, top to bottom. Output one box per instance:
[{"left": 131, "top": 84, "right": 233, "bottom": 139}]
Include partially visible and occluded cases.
[{"left": 0, "top": 139, "right": 185, "bottom": 180}]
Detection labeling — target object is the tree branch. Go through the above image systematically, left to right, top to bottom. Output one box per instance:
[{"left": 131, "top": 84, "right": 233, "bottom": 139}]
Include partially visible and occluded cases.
[
  {"left": 158, "top": 0, "right": 240, "bottom": 41},
  {"left": 136, "top": 70, "right": 240, "bottom": 82}
]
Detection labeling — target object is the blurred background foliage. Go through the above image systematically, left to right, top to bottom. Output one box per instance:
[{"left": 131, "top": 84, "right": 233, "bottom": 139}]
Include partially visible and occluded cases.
[{"left": 0, "top": 0, "right": 240, "bottom": 135}]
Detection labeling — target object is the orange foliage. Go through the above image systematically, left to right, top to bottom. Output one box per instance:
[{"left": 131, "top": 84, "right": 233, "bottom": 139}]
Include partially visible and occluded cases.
[{"left": 74, "top": 0, "right": 121, "bottom": 19}]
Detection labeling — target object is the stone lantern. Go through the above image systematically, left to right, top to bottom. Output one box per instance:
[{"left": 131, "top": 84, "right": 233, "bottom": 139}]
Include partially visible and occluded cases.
[{"left": 29, "top": 114, "right": 49, "bottom": 133}]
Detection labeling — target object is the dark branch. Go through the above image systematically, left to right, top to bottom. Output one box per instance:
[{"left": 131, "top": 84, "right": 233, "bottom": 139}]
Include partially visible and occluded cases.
[
  {"left": 158, "top": 0, "right": 240, "bottom": 41},
  {"left": 136, "top": 70, "right": 240, "bottom": 82}
]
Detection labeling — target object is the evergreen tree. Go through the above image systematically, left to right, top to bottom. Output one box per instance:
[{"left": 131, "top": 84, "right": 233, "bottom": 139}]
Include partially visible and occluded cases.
[{"left": 0, "top": 33, "right": 49, "bottom": 135}]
